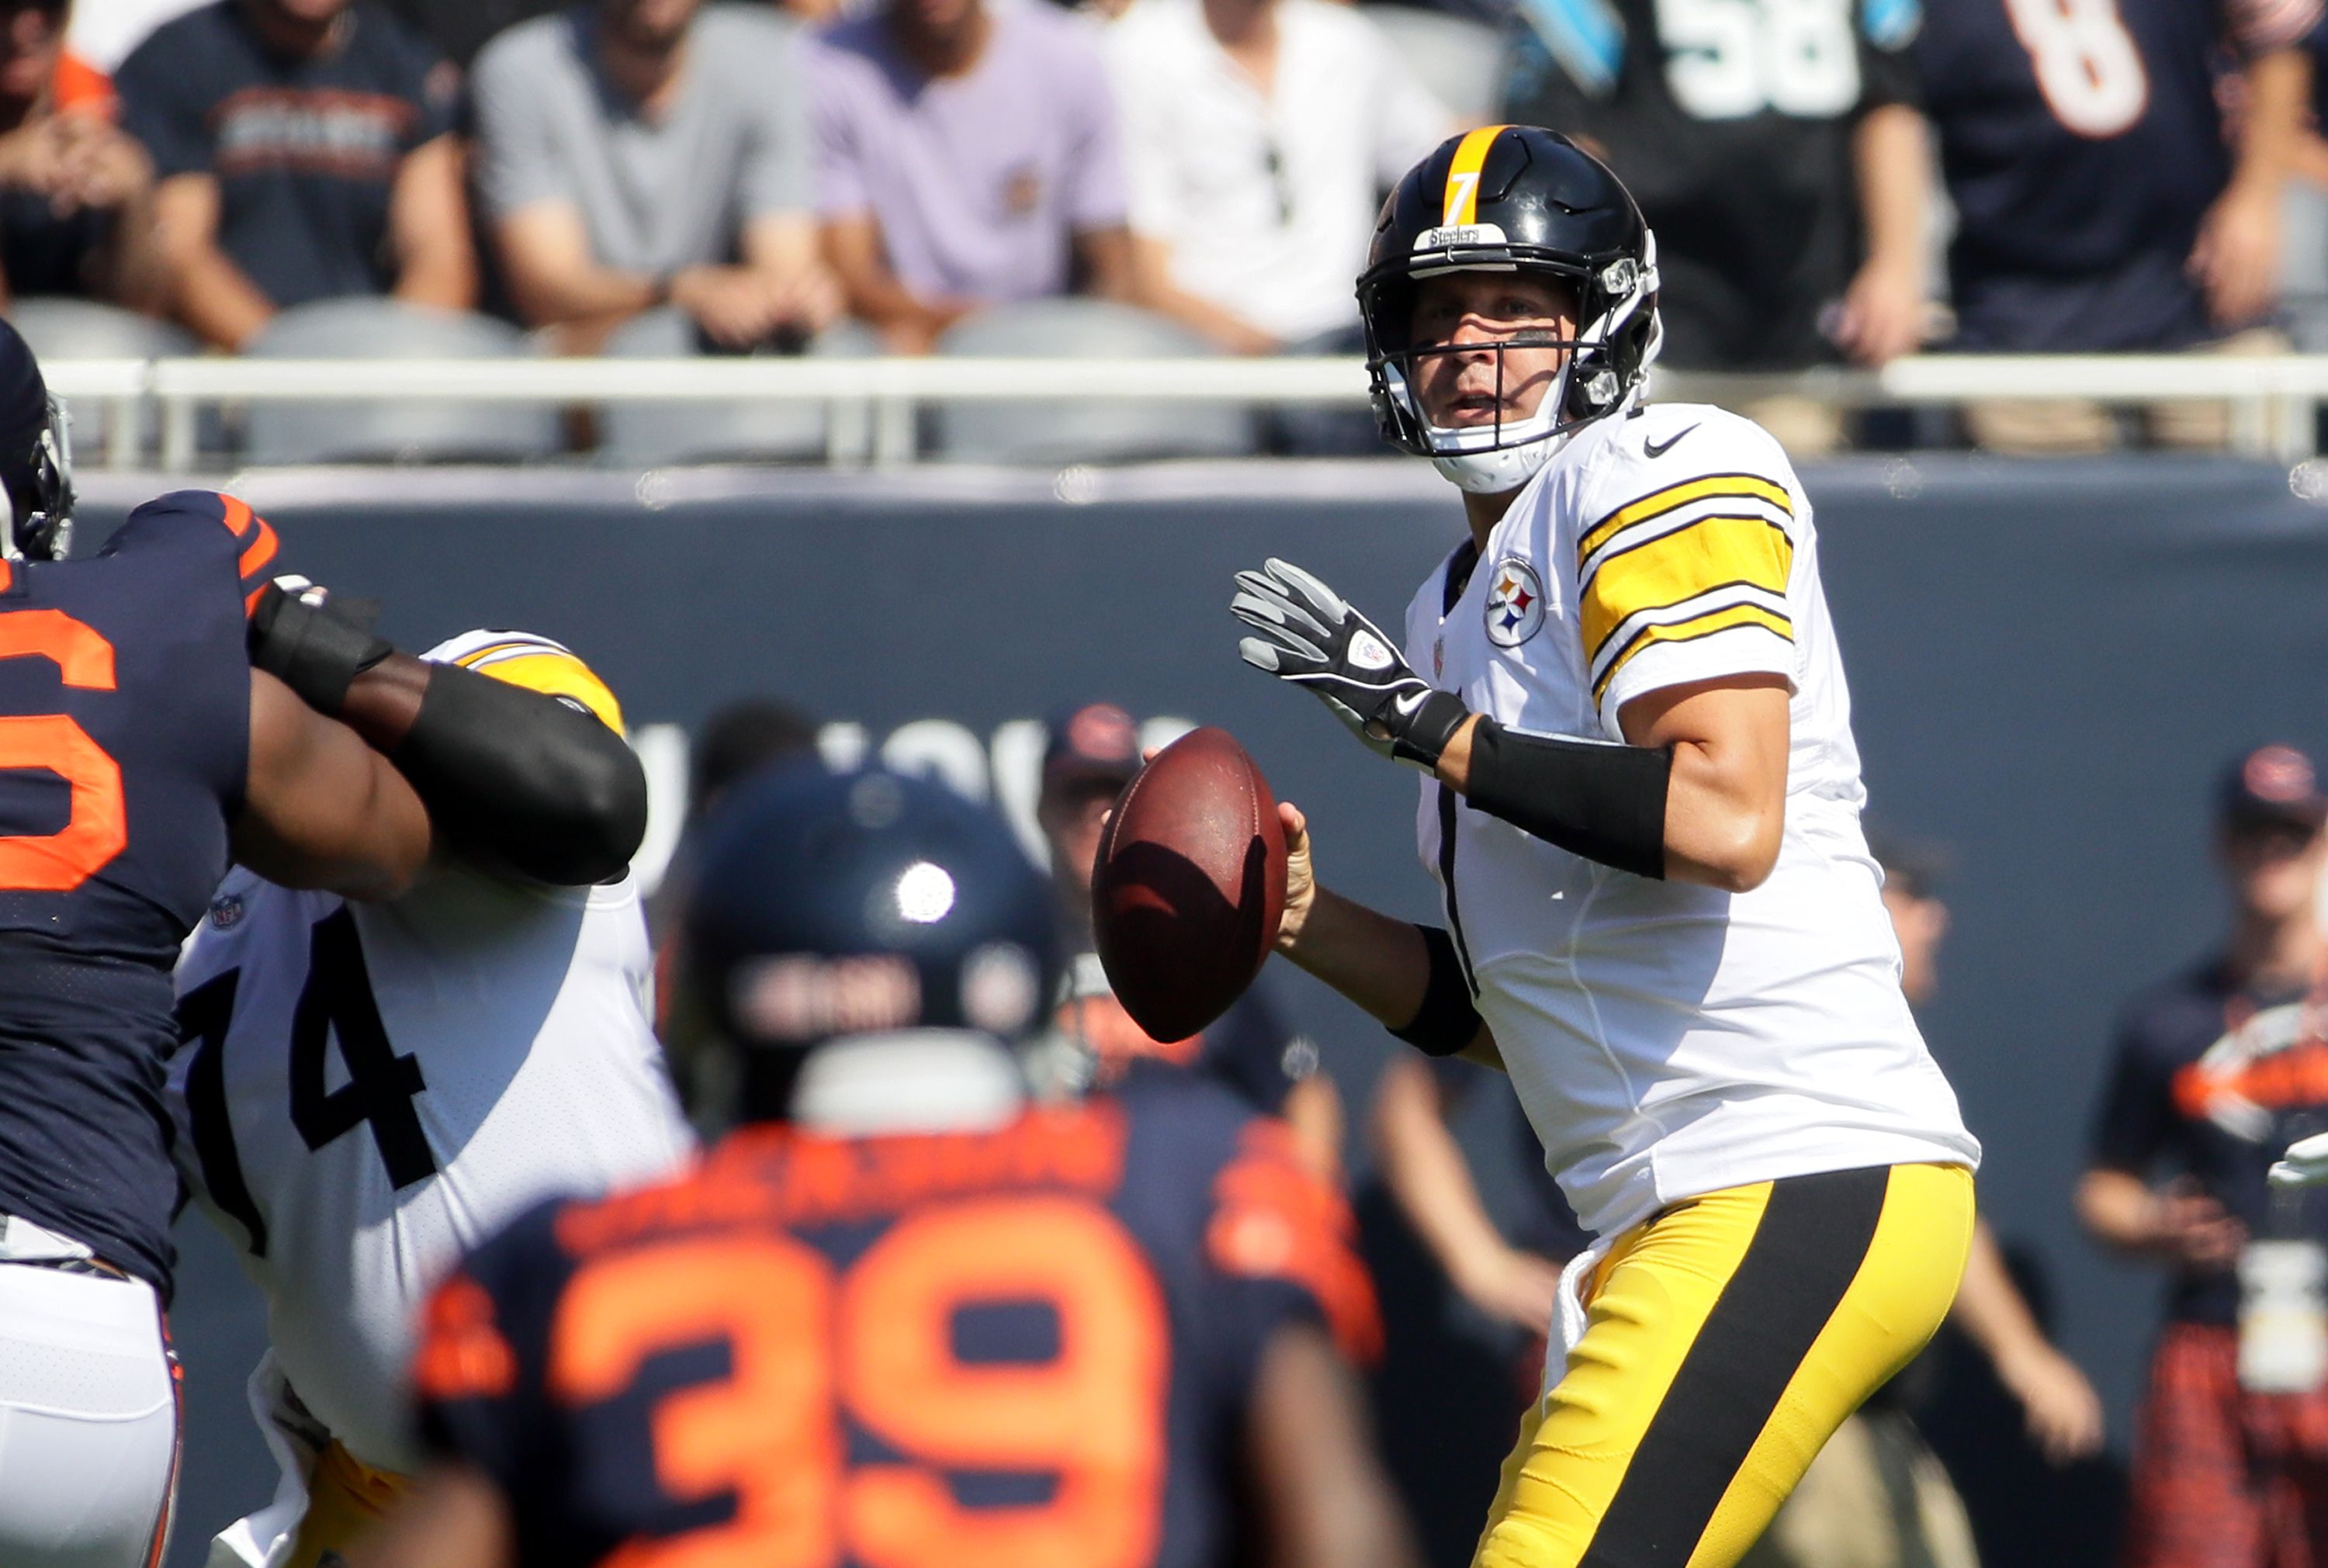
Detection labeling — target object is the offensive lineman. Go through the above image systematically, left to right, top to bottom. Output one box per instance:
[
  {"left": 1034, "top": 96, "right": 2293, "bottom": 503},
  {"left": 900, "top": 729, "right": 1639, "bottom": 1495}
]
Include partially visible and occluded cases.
[
  {"left": 1228, "top": 126, "right": 1981, "bottom": 1568},
  {"left": 171, "top": 618, "right": 691, "bottom": 1568},
  {"left": 361, "top": 765, "right": 1412, "bottom": 1568}
]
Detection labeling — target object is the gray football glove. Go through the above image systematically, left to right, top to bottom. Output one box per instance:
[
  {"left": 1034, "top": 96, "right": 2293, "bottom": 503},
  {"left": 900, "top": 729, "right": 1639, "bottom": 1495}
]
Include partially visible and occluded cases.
[{"left": 1232, "top": 558, "right": 1470, "bottom": 770}]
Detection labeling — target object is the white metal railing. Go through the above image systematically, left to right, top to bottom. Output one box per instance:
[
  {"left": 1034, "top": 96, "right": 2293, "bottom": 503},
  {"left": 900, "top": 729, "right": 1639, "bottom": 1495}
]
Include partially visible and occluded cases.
[{"left": 36, "top": 352, "right": 2328, "bottom": 469}]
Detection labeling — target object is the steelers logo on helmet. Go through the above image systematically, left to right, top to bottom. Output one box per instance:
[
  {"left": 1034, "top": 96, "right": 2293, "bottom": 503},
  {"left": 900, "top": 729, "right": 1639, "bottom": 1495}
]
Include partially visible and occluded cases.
[
  {"left": 1360, "top": 125, "right": 1664, "bottom": 496},
  {"left": 1483, "top": 557, "right": 1546, "bottom": 647}
]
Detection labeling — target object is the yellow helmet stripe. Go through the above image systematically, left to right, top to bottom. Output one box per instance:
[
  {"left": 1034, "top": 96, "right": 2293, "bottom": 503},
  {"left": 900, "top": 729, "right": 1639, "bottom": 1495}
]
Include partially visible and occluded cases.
[{"left": 1441, "top": 124, "right": 1509, "bottom": 228}]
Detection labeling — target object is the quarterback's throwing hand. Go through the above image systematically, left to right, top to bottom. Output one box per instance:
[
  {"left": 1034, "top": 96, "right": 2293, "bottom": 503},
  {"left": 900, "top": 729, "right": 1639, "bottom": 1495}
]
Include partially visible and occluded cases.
[{"left": 1232, "top": 558, "right": 1469, "bottom": 770}]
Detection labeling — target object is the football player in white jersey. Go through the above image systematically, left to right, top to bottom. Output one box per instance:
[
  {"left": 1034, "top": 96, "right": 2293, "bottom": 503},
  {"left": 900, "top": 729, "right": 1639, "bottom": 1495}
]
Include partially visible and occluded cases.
[
  {"left": 1228, "top": 125, "right": 1982, "bottom": 1568},
  {"left": 170, "top": 626, "right": 695, "bottom": 1568}
]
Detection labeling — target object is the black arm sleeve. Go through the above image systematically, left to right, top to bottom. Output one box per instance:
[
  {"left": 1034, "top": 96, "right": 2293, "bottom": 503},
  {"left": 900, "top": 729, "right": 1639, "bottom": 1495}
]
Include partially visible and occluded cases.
[
  {"left": 392, "top": 663, "right": 649, "bottom": 887},
  {"left": 1463, "top": 718, "right": 1672, "bottom": 880},
  {"left": 1390, "top": 926, "right": 1484, "bottom": 1057}
]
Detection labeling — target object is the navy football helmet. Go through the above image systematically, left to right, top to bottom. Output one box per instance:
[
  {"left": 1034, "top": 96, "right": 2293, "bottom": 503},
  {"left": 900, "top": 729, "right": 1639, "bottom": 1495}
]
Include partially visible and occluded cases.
[
  {"left": 1360, "top": 125, "right": 1661, "bottom": 494},
  {"left": 0, "top": 320, "right": 73, "bottom": 562},
  {"left": 684, "top": 764, "right": 1063, "bottom": 1122}
]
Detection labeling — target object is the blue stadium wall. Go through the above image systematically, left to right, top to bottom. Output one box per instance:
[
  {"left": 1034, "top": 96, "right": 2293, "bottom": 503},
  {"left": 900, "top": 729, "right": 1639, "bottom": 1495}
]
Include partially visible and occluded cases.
[{"left": 102, "top": 454, "right": 2328, "bottom": 1568}]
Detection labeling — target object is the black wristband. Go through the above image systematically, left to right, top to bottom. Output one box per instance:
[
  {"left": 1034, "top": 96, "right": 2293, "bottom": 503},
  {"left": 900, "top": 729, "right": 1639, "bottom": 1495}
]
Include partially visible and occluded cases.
[
  {"left": 248, "top": 584, "right": 392, "bottom": 715},
  {"left": 393, "top": 663, "right": 648, "bottom": 886},
  {"left": 1390, "top": 689, "right": 1472, "bottom": 770},
  {"left": 1464, "top": 718, "right": 1672, "bottom": 879},
  {"left": 1389, "top": 925, "right": 1484, "bottom": 1057}
]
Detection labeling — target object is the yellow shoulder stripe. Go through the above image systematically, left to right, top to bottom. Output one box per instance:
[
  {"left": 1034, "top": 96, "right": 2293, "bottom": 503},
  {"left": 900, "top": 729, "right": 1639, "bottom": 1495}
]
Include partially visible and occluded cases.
[
  {"left": 1442, "top": 125, "right": 1509, "bottom": 227},
  {"left": 1578, "top": 473, "right": 1793, "bottom": 566},
  {"left": 1580, "top": 516, "right": 1794, "bottom": 661},
  {"left": 1592, "top": 603, "right": 1795, "bottom": 705}
]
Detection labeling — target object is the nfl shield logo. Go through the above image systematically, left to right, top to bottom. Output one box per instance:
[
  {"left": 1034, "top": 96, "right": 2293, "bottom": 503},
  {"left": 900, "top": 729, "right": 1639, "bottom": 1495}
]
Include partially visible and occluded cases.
[{"left": 1484, "top": 559, "right": 1546, "bottom": 648}]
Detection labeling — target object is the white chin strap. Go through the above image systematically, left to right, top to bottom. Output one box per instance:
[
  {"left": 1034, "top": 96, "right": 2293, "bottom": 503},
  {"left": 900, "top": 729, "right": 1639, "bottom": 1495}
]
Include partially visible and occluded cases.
[{"left": 1415, "top": 361, "right": 1575, "bottom": 496}]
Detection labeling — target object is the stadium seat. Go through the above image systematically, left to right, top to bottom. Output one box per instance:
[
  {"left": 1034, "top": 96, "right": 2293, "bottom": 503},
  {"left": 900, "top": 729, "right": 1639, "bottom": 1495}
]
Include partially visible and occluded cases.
[
  {"left": 1360, "top": 5, "right": 1508, "bottom": 126},
  {"left": 7, "top": 298, "right": 197, "bottom": 463},
  {"left": 243, "top": 299, "right": 559, "bottom": 466},
  {"left": 930, "top": 299, "right": 1256, "bottom": 465},
  {"left": 596, "top": 310, "right": 881, "bottom": 467}
]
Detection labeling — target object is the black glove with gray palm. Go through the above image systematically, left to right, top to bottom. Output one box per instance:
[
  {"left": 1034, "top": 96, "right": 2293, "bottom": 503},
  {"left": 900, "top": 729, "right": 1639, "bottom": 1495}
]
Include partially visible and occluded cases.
[{"left": 1232, "top": 559, "right": 1471, "bottom": 770}]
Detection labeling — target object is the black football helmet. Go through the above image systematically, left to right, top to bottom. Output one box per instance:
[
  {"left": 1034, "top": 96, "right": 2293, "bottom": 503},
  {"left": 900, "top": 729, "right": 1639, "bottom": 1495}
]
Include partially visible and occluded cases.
[
  {"left": 1359, "top": 124, "right": 1661, "bottom": 493},
  {"left": 0, "top": 320, "right": 72, "bottom": 562},
  {"left": 684, "top": 763, "right": 1063, "bottom": 1123}
]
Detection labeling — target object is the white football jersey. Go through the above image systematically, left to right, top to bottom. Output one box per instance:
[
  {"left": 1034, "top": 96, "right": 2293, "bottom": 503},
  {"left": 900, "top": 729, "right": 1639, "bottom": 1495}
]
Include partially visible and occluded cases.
[
  {"left": 1404, "top": 403, "right": 1980, "bottom": 1241},
  {"left": 170, "top": 865, "right": 695, "bottom": 1473}
]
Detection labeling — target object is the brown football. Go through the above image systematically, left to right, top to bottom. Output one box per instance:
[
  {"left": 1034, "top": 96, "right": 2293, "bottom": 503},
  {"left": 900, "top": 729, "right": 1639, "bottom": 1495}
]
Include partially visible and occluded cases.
[{"left": 1091, "top": 727, "right": 1287, "bottom": 1044}]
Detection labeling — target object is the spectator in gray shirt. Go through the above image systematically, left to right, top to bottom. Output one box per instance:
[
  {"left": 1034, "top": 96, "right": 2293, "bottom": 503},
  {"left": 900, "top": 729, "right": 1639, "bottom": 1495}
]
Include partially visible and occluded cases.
[{"left": 472, "top": 0, "right": 837, "bottom": 352}]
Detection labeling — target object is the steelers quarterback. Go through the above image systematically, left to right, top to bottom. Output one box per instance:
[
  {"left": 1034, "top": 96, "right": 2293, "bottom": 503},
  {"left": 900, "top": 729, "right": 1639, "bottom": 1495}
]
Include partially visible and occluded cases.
[{"left": 1229, "top": 125, "right": 1981, "bottom": 1568}]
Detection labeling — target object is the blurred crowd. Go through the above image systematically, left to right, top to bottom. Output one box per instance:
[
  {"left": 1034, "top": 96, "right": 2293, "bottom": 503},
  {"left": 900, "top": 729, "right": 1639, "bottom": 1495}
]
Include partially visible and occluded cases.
[{"left": 10, "top": 0, "right": 2328, "bottom": 454}]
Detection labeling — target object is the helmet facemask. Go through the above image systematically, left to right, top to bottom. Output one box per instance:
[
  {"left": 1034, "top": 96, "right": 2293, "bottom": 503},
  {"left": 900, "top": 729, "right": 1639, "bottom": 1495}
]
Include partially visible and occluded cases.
[
  {"left": 1363, "top": 236, "right": 1662, "bottom": 494},
  {"left": 0, "top": 393, "right": 74, "bottom": 563}
]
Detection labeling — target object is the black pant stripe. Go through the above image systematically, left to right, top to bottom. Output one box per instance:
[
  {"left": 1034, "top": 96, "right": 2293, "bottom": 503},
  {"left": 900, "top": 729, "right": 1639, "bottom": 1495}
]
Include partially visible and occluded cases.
[{"left": 1577, "top": 1165, "right": 1894, "bottom": 1568}]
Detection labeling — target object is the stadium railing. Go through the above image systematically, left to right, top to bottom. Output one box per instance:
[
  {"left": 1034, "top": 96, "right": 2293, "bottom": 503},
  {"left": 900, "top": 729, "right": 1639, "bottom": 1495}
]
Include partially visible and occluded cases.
[{"left": 38, "top": 353, "right": 2328, "bottom": 469}]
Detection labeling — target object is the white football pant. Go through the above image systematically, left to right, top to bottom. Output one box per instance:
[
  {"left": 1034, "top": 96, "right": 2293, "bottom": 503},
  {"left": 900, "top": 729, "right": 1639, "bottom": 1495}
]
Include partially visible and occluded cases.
[{"left": 0, "top": 1219, "right": 179, "bottom": 1568}]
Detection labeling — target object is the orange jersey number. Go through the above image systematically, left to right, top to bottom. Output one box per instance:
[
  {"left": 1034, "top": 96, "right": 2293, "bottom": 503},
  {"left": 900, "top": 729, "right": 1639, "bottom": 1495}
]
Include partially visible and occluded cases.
[
  {"left": 0, "top": 609, "right": 124, "bottom": 891},
  {"left": 551, "top": 1197, "right": 1170, "bottom": 1568}
]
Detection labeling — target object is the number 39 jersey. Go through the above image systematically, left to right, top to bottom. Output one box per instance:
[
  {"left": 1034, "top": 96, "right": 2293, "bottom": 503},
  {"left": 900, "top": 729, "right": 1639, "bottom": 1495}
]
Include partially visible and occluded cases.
[
  {"left": 1404, "top": 403, "right": 1979, "bottom": 1242},
  {"left": 0, "top": 490, "right": 274, "bottom": 1297},
  {"left": 169, "top": 864, "right": 696, "bottom": 1473},
  {"left": 413, "top": 1073, "right": 1382, "bottom": 1568}
]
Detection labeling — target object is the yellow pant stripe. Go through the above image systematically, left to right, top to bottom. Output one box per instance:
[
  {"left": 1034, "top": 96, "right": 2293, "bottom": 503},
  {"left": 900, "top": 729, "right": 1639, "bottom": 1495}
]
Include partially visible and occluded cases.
[
  {"left": 1472, "top": 1163, "right": 1973, "bottom": 1568},
  {"left": 1686, "top": 1164, "right": 1975, "bottom": 1568},
  {"left": 1474, "top": 1182, "right": 1775, "bottom": 1568}
]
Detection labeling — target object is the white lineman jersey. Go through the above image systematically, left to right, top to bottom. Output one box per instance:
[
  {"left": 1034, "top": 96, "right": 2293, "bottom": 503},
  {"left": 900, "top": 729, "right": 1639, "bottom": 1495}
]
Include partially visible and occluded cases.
[
  {"left": 1403, "top": 403, "right": 1980, "bottom": 1241},
  {"left": 170, "top": 866, "right": 695, "bottom": 1473}
]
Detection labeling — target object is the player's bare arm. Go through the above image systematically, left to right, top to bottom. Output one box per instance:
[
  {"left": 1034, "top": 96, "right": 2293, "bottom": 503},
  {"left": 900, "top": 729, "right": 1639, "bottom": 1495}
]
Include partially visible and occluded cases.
[
  {"left": 248, "top": 579, "right": 650, "bottom": 885},
  {"left": 234, "top": 668, "right": 432, "bottom": 902},
  {"left": 1436, "top": 672, "right": 1791, "bottom": 891},
  {"left": 1245, "top": 1321, "right": 1424, "bottom": 1568},
  {"left": 351, "top": 1463, "right": 512, "bottom": 1568}
]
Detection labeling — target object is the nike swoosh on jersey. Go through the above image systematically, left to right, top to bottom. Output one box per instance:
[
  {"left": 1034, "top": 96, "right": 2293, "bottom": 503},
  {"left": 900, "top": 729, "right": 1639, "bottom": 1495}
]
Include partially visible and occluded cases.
[{"left": 1644, "top": 424, "right": 1701, "bottom": 459}]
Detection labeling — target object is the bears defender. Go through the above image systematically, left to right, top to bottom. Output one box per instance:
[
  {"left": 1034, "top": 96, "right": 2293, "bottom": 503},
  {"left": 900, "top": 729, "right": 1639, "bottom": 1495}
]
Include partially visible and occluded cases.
[
  {"left": 1229, "top": 125, "right": 1980, "bottom": 1568},
  {"left": 0, "top": 323, "right": 446, "bottom": 1568},
  {"left": 171, "top": 628, "right": 690, "bottom": 1568},
  {"left": 370, "top": 765, "right": 1415, "bottom": 1568}
]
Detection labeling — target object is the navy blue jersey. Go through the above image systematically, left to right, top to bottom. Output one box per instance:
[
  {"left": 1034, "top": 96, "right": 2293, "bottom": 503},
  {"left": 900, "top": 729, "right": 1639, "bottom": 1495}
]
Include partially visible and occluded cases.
[
  {"left": 1502, "top": 0, "right": 1921, "bottom": 369},
  {"left": 1916, "top": 0, "right": 2316, "bottom": 351},
  {"left": 114, "top": 2, "right": 456, "bottom": 310},
  {"left": 0, "top": 490, "right": 272, "bottom": 1294},
  {"left": 1058, "top": 955, "right": 1314, "bottom": 1116},
  {"left": 2087, "top": 959, "right": 2328, "bottom": 1324},
  {"left": 417, "top": 1073, "right": 1381, "bottom": 1568}
]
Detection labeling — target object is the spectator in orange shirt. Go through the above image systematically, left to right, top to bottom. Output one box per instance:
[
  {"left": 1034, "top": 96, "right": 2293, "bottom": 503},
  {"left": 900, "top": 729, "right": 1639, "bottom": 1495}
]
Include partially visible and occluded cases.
[{"left": 0, "top": 1, "right": 164, "bottom": 313}]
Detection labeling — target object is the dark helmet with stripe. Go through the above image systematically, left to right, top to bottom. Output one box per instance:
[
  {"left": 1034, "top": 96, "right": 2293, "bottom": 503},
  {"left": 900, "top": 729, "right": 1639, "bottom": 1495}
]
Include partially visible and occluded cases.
[
  {"left": 1359, "top": 124, "right": 1661, "bottom": 493},
  {"left": 0, "top": 319, "right": 73, "bottom": 561},
  {"left": 683, "top": 763, "right": 1062, "bottom": 1123}
]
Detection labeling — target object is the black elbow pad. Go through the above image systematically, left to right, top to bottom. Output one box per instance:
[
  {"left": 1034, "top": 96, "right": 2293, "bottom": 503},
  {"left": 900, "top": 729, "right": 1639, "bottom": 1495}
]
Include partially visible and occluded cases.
[{"left": 393, "top": 664, "right": 648, "bottom": 885}]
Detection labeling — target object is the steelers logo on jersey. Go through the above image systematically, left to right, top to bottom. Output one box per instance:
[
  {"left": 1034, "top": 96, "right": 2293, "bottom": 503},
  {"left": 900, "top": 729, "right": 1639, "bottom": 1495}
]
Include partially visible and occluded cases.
[{"left": 1484, "top": 558, "right": 1546, "bottom": 648}]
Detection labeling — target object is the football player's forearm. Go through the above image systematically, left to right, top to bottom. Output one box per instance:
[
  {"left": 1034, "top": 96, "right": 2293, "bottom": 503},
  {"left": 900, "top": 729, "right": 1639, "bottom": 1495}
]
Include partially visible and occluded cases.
[
  {"left": 1279, "top": 884, "right": 1432, "bottom": 1028},
  {"left": 1373, "top": 1058, "right": 1513, "bottom": 1286}
]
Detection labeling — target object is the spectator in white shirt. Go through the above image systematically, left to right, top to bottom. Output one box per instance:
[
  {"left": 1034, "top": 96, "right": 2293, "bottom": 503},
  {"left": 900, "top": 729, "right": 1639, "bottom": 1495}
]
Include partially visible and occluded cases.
[{"left": 1104, "top": 0, "right": 1450, "bottom": 355}]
